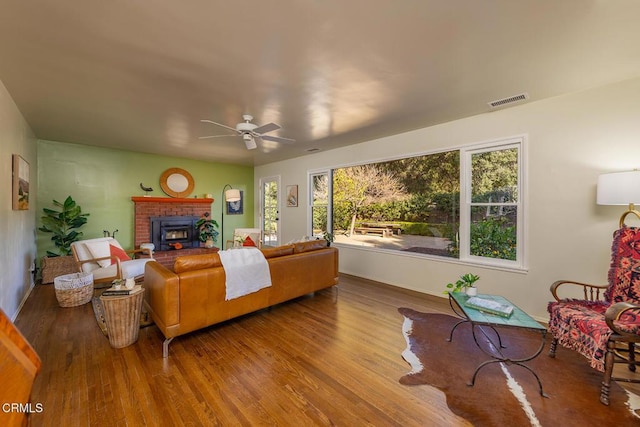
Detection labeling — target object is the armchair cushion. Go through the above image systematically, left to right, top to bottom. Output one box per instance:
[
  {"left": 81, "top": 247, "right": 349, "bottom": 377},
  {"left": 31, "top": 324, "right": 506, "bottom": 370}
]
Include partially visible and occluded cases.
[
  {"left": 234, "top": 228, "right": 261, "bottom": 248},
  {"left": 605, "top": 229, "right": 640, "bottom": 303},
  {"left": 84, "top": 239, "right": 113, "bottom": 268},
  {"left": 109, "top": 244, "right": 131, "bottom": 264},
  {"left": 88, "top": 260, "right": 148, "bottom": 282},
  {"left": 548, "top": 299, "right": 640, "bottom": 372},
  {"left": 547, "top": 300, "right": 611, "bottom": 371}
]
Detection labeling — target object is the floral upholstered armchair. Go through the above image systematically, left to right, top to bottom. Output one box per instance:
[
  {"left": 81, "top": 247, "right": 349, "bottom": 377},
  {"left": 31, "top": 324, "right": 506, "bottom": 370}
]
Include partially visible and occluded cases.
[{"left": 547, "top": 226, "right": 640, "bottom": 405}]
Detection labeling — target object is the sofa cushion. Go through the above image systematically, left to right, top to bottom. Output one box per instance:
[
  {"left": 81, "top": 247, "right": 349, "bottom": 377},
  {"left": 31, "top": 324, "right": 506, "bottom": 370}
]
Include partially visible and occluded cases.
[
  {"left": 243, "top": 236, "right": 256, "bottom": 247},
  {"left": 293, "top": 239, "right": 327, "bottom": 254},
  {"left": 261, "top": 245, "right": 294, "bottom": 259},
  {"left": 174, "top": 253, "right": 222, "bottom": 273}
]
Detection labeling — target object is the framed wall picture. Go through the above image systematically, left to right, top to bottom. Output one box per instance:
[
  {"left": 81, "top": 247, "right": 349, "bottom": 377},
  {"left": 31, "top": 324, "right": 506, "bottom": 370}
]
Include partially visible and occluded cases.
[
  {"left": 12, "top": 154, "right": 29, "bottom": 210},
  {"left": 286, "top": 185, "right": 298, "bottom": 207},
  {"left": 227, "top": 190, "right": 243, "bottom": 215}
]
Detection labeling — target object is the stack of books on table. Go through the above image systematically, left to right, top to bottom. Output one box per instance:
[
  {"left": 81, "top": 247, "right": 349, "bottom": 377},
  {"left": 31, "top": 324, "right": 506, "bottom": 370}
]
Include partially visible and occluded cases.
[
  {"left": 102, "top": 285, "right": 143, "bottom": 297},
  {"left": 464, "top": 296, "right": 514, "bottom": 318}
]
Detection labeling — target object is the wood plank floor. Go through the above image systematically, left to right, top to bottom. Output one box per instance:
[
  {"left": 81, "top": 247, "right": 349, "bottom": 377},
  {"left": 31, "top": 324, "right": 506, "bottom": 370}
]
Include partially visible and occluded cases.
[{"left": 15, "top": 274, "right": 471, "bottom": 426}]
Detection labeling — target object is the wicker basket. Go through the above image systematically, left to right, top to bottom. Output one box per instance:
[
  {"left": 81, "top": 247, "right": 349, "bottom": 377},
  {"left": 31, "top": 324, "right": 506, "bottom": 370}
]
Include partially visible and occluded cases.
[
  {"left": 42, "top": 255, "right": 78, "bottom": 284},
  {"left": 54, "top": 272, "right": 94, "bottom": 307},
  {"left": 100, "top": 290, "right": 145, "bottom": 348}
]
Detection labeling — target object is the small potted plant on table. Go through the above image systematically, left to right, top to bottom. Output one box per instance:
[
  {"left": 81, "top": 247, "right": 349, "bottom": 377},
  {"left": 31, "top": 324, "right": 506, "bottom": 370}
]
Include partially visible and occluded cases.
[{"left": 444, "top": 273, "right": 480, "bottom": 296}]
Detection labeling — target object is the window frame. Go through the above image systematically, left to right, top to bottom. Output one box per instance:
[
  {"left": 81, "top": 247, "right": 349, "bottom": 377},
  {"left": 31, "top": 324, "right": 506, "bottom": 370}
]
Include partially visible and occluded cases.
[
  {"left": 307, "top": 135, "right": 527, "bottom": 271},
  {"left": 460, "top": 137, "right": 525, "bottom": 269},
  {"left": 308, "top": 170, "right": 332, "bottom": 238}
]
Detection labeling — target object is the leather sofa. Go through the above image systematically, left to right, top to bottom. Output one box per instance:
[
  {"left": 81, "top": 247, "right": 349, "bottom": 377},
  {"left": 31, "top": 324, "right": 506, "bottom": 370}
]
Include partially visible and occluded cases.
[{"left": 143, "top": 240, "right": 339, "bottom": 357}]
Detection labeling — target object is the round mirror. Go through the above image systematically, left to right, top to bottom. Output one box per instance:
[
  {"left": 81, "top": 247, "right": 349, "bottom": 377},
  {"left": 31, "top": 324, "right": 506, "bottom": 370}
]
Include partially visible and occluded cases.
[
  {"left": 160, "top": 168, "right": 195, "bottom": 198},
  {"left": 167, "top": 173, "right": 188, "bottom": 192}
]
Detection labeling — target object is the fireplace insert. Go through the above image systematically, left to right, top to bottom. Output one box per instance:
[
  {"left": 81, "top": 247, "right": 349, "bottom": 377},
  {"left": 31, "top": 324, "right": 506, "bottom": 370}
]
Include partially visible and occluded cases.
[{"left": 150, "top": 216, "right": 200, "bottom": 251}]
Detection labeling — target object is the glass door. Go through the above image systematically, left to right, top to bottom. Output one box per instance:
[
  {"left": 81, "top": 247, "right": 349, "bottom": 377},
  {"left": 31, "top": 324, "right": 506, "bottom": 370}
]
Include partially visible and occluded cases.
[{"left": 261, "top": 176, "right": 280, "bottom": 247}]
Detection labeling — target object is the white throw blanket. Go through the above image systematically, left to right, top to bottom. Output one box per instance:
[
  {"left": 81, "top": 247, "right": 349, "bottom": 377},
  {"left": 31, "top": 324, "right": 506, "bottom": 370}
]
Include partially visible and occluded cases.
[{"left": 218, "top": 247, "right": 272, "bottom": 300}]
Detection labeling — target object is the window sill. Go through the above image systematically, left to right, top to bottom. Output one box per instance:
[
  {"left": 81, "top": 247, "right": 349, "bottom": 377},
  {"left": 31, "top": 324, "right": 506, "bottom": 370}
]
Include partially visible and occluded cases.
[{"left": 334, "top": 242, "right": 528, "bottom": 274}]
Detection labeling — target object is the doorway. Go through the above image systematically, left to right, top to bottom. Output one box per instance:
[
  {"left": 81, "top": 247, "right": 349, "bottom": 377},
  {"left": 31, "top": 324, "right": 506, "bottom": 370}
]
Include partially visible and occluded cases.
[{"left": 260, "top": 176, "right": 280, "bottom": 247}]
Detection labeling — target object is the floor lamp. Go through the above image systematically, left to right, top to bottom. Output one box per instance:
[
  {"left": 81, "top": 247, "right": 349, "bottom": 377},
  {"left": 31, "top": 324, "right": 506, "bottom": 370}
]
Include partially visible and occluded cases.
[{"left": 221, "top": 184, "right": 241, "bottom": 249}]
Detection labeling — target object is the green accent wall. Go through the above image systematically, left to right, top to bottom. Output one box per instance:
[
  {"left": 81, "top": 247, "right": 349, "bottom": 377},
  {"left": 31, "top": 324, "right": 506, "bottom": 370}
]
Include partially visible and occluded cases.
[{"left": 36, "top": 140, "right": 254, "bottom": 260}]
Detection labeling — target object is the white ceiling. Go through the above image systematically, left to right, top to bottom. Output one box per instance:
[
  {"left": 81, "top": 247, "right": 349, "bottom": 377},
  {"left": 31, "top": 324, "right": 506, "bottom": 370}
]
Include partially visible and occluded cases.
[{"left": 1, "top": 1, "right": 640, "bottom": 166}]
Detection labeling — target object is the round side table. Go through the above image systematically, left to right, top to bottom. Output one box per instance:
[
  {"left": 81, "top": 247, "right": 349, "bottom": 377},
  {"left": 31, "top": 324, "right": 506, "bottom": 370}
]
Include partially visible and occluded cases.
[{"left": 99, "top": 288, "right": 145, "bottom": 348}]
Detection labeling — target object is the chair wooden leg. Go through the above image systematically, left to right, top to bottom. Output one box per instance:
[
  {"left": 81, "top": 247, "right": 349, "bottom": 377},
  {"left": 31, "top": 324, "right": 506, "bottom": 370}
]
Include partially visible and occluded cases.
[
  {"left": 548, "top": 337, "right": 558, "bottom": 358},
  {"left": 600, "top": 340, "right": 615, "bottom": 405},
  {"left": 629, "top": 342, "right": 636, "bottom": 372}
]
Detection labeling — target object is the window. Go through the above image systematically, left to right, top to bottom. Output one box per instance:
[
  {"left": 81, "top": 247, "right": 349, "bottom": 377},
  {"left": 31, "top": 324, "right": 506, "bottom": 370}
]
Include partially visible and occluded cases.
[
  {"left": 309, "top": 136, "right": 525, "bottom": 269},
  {"left": 461, "top": 141, "right": 522, "bottom": 267},
  {"left": 331, "top": 151, "right": 460, "bottom": 257}
]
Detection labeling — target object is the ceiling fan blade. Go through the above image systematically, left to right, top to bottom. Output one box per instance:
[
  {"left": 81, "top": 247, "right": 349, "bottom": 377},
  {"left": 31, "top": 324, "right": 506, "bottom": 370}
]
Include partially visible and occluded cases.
[
  {"left": 200, "top": 119, "right": 239, "bottom": 133},
  {"left": 253, "top": 122, "right": 280, "bottom": 134},
  {"left": 198, "top": 134, "right": 236, "bottom": 139},
  {"left": 261, "top": 135, "right": 296, "bottom": 144}
]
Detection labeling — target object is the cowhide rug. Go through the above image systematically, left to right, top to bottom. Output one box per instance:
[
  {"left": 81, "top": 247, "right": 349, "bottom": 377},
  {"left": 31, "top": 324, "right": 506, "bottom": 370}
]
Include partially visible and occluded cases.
[{"left": 398, "top": 308, "right": 640, "bottom": 426}]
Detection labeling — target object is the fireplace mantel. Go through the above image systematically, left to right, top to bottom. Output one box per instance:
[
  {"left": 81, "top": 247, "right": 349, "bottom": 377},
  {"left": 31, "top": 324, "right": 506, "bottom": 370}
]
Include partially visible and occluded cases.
[{"left": 131, "top": 196, "right": 214, "bottom": 204}]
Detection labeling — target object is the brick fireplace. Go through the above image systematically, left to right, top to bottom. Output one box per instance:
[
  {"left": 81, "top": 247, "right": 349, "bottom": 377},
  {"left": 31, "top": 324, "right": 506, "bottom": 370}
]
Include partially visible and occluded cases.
[{"left": 131, "top": 196, "right": 218, "bottom": 268}]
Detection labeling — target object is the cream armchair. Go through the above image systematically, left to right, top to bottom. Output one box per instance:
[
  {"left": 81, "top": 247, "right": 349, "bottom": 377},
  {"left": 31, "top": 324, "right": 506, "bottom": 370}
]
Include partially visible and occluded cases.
[
  {"left": 225, "top": 228, "right": 262, "bottom": 249},
  {"left": 71, "top": 237, "right": 153, "bottom": 287}
]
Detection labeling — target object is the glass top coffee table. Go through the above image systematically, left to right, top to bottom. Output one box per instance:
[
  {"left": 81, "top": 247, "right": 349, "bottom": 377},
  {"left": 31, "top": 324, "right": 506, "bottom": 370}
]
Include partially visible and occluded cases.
[{"left": 448, "top": 292, "right": 548, "bottom": 397}]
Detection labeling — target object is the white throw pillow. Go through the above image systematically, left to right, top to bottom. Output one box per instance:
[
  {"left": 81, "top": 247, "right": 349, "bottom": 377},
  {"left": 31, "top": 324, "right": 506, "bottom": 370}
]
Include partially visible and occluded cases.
[{"left": 84, "top": 240, "right": 111, "bottom": 268}]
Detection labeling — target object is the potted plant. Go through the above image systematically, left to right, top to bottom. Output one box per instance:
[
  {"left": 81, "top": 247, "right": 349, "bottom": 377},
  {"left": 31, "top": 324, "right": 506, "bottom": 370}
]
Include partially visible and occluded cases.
[
  {"left": 39, "top": 196, "right": 90, "bottom": 283},
  {"left": 195, "top": 212, "right": 219, "bottom": 248},
  {"left": 323, "top": 231, "right": 335, "bottom": 247},
  {"left": 233, "top": 235, "right": 246, "bottom": 248},
  {"left": 444, "top": 273, "right": 480, "bottom": 296}
]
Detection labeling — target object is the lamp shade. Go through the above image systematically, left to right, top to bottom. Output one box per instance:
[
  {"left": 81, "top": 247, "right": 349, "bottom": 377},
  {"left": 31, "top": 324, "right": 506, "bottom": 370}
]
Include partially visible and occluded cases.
[
  {"left": 596, "top": 170, "right": 640, "bottom": 205},
  {"left": 224, "top": 188, "right": 241, "bottom": 202}
]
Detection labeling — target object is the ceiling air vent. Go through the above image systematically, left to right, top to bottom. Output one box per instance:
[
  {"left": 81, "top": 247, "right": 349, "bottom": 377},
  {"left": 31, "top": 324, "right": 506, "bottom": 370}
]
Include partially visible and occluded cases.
[{"left": 488, "top": 93, "right": 529, "bottom": 109}]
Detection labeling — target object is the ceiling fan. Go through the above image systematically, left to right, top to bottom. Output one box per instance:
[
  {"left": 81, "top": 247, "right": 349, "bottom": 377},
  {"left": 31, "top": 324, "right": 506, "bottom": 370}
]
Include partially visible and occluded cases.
[{"left": 199, "top": 114, "right": 295, "bottom": 150}]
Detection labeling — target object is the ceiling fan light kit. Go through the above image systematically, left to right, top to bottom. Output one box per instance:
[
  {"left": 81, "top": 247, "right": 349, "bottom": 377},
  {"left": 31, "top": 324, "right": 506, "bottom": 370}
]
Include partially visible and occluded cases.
[
  {"left": 200, "top": 114, "right": 295, "bottom": 150},
  {"left": 243, "top": 133, "right": 257, "bottom": 150}
]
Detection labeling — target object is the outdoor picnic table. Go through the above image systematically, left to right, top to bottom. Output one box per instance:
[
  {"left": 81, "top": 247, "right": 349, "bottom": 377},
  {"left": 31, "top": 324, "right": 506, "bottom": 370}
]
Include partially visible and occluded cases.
[{"left": 356, "top": 223, "right": 402, "bottom": 237}]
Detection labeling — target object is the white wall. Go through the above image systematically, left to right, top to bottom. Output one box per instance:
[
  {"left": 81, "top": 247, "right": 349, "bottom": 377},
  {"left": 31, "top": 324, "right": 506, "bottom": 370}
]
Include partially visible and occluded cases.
[
  {"left": 255, "top": 77, "right": 640, "bottom": 321},
  {"left": 0, "top": 79, "right": 38, "bottom": 320}
]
